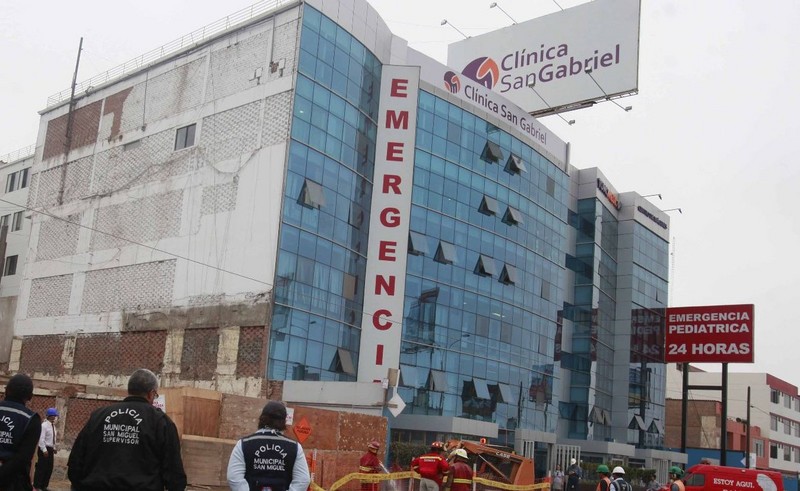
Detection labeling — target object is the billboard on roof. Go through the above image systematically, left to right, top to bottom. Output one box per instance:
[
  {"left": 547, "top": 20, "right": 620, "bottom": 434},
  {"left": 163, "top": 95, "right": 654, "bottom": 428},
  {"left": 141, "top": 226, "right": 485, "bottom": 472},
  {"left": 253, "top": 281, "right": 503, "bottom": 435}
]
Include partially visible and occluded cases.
[{"left": 447, "top": 0, "right": 641, "bottom": 116}]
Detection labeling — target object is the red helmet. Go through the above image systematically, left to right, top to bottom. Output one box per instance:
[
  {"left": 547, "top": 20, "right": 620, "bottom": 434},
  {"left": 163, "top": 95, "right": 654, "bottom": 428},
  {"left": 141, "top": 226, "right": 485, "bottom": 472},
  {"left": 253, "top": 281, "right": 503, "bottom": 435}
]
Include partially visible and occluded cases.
[
  {"left": 368, "top": 440, "right": 380, "bottom": 450},
  {"left": 431, "top": 441, "right": 445, "bottom": 450}
]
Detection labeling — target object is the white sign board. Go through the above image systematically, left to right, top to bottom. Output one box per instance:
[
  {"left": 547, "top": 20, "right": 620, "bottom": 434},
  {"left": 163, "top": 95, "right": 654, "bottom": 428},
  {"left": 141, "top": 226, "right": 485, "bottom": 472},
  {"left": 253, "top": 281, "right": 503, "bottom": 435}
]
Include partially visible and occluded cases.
[
  {"left": 447, "top": 0, "right": 641, "bottom": 115},
  {"left": 408, "top": 49, "right": 567, "bottom": 167},
  {"left": 357, "top": 65, "right": 420, "bottom": 383},
  {"left": 152, "top": 394, "right": 166, "bottom": 412}
]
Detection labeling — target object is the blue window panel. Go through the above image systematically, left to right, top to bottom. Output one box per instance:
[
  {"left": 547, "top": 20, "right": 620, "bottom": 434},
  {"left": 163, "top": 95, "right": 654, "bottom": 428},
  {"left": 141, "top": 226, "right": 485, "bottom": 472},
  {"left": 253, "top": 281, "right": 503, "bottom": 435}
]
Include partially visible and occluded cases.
[
  {"left": 319, "top": 15, "right": 337, "bottom": 43},
  {"left": 300, "top": 28, "right": 319, "bottom": 52},
  {"left": 334, "top": 48, "right": 350, "bottom": 76},
  {"left": 298, "top": 51, "right": 316, "bottom": 77},
  {"left": 315, "top": 59, "right": 333, "bottom": 86},
  {"left": 296, "top": 75, "right": 314, "bottom": 99},
  {"left": 294, "top": 95, "right": 312, "bottom": 122},
  {"left": 310, "top": 103, "right": 328, "bottom": 130},
  {"left": 291, "top": 118, "right": 310, "bottom": 142},
  {"left": 280, "top": 225, "right": 301, "bottom": 253}
]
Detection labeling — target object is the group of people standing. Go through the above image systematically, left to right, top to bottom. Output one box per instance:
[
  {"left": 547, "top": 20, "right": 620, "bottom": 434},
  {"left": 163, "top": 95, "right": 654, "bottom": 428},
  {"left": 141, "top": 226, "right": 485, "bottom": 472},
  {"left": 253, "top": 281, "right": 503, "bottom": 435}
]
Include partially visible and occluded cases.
[
  {"left": 0, "top": 369, "right": 188, "bottom": 491},
  {"left": 1, "top": 369, "right": 313, "bottom": 491},
  {"left": 359, "top": 440, "right": 474, "bottom": 491},
  {"left": 552, "top": 459, "right": 686, "bottom": 491}
]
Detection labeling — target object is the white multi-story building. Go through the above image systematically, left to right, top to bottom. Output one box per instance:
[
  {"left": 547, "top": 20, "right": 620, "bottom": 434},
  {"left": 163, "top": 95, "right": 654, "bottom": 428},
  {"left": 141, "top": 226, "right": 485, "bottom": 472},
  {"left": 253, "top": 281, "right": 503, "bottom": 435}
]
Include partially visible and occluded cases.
[
  {"left": 0, "top": 145, "right": 34, "bottom": 367},
  {"left": 667, "top": 365, "right": 800, "bottom": 474}
]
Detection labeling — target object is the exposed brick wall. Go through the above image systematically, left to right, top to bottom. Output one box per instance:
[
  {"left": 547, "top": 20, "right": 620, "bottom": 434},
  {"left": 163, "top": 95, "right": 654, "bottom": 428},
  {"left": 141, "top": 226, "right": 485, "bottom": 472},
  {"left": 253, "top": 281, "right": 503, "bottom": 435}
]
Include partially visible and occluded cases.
[
  {"left": 271, "top": 19, "right": 299, "bottom": 82},
  {"left": 206, "top": 30, "right": 270, "bottom": 101},
  {"left": 144, "top": 58, "right": 205, "bottom": 125},
  {"left": 103, "top": 87, "right": 134, "bottom": 141},
  {"left": 262, "top": 91, "right": 292, "bottom": 145},
  {"left": 43, "top": 101, "right": 102, "bottom": 160},
  {"left": 200, "top": 101, "right": 262, "bottom": 164},
  {"left": 91, "top": 128, "right": 191, "bottom": 196},
  {"left": 33, "top": 157, "right": 93, "bottom": 208},
  {"left": 201, "top": 180, "right": 238, "bottom": 216},
  {"left": 91, "top": 190, "right": 183, "bottom": 251},
  {"left": 35, "top": 214, "right": 81, "bottom": 261},
  {"left": 80, "top": 260, "right": 176, "bottom": 313},
  {"left": 27, "top": 274, "right": 73, "bottom": 318},
  {"left": 235, "top": 326, "right": 266, "bottom": 377},
  {"left": 181, "top": 328, "right": 220, "bottom": 380},
  {"left": 72, "top": 331, "right": 167, "bottom": 375},
  {"left": 19, "top": 335, "right": 65, "bottom": 375},
  {"left": 30, "top": 395, "right": 57, "bottom": 420},
  {"left": 64, "top": 397, "right": 112, "bottom": 445},
  {"left": 665, "top": 398, "right": 720, "bottom": 448}
]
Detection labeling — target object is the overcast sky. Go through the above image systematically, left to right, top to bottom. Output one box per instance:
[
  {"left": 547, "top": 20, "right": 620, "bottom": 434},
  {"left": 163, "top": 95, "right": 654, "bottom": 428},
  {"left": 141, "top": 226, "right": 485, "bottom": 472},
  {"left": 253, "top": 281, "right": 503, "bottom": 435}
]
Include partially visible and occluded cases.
[{"left": 1, "top": 1, "right": 798, "bottom": 386}]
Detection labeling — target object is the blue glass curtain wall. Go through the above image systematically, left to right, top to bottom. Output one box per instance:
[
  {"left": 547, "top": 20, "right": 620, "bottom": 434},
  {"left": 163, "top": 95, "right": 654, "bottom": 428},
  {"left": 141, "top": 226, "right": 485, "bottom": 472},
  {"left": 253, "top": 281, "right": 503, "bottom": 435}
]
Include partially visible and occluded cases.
[{"left": 270, "top": 6, "right": 381, "bottom": 382}]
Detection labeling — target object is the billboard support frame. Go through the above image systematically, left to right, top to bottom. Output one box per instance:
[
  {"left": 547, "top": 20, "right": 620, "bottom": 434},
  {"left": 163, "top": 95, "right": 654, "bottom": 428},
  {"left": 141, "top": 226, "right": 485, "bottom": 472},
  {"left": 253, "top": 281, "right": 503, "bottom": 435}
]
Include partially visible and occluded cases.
[{"left": 681, "top": 362, "right": 729, "bottom": 466}]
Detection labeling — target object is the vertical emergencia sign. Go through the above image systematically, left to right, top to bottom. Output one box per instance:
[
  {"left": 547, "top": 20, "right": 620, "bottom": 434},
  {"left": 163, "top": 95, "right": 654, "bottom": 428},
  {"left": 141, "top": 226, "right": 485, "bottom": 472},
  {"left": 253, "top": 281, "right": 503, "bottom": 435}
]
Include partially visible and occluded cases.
[
  {"left": 358, "top": 65, "right": 420, "bottom": 383},
  {"left": 664, "top": 304, "right": 755, "bottom": 363}
]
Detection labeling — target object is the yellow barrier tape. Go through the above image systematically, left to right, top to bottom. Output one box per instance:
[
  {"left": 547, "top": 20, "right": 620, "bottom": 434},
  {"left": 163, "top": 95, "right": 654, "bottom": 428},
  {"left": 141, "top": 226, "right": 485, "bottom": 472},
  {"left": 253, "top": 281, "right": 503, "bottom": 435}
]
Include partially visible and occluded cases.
[
  {"left": 318, "top": 471, "right": 550, "bottom": 491},
  {"left": 328, "top": 471, "right": 416, "bottom": 491},
  {"left": 473, "top": 477, "right": 551, "bottom": 491}
]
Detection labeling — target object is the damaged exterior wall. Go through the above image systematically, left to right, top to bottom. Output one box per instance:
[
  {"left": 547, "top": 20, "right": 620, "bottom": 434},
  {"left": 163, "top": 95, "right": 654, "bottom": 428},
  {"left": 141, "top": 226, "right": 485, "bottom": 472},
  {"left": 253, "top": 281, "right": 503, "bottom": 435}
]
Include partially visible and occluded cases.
[
  {"left": 13, "top": 2, "right": 303, "bottom": 395},
  {"left": 11, "top": 300, "right": 272, "bottom": 397}
]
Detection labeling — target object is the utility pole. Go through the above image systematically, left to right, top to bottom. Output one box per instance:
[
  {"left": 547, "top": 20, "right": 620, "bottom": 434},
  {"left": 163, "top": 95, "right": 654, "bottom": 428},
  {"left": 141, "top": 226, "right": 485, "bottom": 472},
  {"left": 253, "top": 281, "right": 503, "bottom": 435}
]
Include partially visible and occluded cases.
[
  {"left": 58, "top": 37, "right": 83, "bottom": 205},
  {"left": 746, "top": 386, "right": 751, "bottom": 468}
]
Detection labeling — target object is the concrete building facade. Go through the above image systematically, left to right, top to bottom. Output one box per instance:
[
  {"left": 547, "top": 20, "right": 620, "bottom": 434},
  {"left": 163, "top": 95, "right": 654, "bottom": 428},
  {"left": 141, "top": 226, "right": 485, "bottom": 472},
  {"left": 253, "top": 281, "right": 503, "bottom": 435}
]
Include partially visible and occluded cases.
[
  {"left": 11, "top": 0, "right": 681, "bottom": 472},
  {"left": 0, "top": 146, "right": 34, "bottom": 369},
  {"left": 667, "top": 365, "right": 800, "bottom": 474}
]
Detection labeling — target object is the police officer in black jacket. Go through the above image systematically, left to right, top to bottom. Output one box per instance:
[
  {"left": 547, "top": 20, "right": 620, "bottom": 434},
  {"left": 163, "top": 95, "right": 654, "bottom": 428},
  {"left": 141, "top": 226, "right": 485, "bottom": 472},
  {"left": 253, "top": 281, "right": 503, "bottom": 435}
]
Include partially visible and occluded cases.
[
  {"left": 67, "top": 368, "right": 187, "bottom": 491},
  {"left": 0, "top": 373, "right": 41, "bottom": 491},
  {"left": 227, "top": 400, "right": 311, "bottom": 491}
]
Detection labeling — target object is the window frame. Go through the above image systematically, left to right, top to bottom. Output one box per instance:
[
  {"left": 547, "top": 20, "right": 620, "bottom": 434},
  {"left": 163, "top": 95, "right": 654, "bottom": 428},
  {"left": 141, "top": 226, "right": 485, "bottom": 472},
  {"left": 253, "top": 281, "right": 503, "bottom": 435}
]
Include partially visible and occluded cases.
[
  {"left": 174, "top": 123, "right": 197, "bottom": 151},
  {"left": 11, "top": 211, "right": 22, "bottom": 232},
  {"left": 3, "top": 255, "right": 17, "bottom": 276}
]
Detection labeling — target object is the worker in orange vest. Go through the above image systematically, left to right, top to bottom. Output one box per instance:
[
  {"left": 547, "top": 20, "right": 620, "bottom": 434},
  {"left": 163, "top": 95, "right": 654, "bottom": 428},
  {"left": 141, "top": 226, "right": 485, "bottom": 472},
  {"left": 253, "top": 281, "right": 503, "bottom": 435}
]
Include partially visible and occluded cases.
[{"left": 595, "top": 465, "right": 612, "bottom": 491}]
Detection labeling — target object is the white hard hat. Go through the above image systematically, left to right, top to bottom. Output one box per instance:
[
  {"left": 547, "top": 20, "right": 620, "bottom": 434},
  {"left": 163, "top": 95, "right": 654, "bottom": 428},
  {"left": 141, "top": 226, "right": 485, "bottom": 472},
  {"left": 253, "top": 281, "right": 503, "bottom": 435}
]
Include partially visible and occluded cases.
[
  {"left": 453, "top": 449, "right": 468, "bottom": 460},
  {"left": 570, "top": 458, "right": 576, "bottom": 465},
  {"left": 612, "top": 466, "right": 625, "bottom": 475}
]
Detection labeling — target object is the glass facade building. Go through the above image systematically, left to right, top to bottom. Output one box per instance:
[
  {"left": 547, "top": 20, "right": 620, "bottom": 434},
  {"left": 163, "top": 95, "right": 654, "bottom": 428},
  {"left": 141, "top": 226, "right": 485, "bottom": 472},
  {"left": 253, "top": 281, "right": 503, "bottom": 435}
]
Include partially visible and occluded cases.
[
  {"left": 17, "top": 0, "right": 683, "bottom": 473},
  {"left": 267, "top": 0, "right": 678, "bottom": 469}
]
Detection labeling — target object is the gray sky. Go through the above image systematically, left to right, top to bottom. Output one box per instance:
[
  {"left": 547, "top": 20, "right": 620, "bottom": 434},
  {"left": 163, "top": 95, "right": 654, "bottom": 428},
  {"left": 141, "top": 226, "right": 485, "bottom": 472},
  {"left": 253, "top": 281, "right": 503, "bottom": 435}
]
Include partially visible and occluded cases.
[{"left": 1, "top": 1, "right": 798, "bottom": 383}]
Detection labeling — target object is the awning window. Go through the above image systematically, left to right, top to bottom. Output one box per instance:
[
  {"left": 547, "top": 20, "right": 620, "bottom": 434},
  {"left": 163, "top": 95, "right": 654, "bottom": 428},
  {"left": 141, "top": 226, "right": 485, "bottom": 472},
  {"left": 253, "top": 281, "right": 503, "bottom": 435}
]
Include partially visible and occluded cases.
[
  {"left": 298, "top": 179, "right": 326, "bottom": 209},
  {"left": 473, "top": 378, "right": 491, "bottom": 399}
]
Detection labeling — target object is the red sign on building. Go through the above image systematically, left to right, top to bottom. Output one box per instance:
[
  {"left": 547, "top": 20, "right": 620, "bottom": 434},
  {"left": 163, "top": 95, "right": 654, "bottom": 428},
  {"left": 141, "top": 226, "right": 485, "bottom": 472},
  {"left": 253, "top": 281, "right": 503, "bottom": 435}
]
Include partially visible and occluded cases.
[{"left": 664, "top": 304, "right": 754, "bottom": 363}]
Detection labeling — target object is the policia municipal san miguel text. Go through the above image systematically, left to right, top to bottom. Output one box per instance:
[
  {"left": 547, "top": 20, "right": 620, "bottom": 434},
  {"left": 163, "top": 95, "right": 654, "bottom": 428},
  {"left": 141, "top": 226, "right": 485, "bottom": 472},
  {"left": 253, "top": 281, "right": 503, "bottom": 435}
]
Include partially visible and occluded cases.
[
  {"left": 67, "top": 368, "right": 187, "bottom": 491},
  {"left": 227, "top": 400, "right": 312, "bottom": 491}
]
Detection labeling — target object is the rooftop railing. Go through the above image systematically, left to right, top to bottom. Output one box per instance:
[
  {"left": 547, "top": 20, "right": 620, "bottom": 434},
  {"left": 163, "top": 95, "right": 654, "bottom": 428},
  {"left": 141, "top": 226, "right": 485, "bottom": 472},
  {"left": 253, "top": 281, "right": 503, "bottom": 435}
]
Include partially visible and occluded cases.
[
  {"left": 46, "top": 0, "right": 293, "bottom": 107},
  {"left": 0, "top": 144, "right": 35, "bottom": 165}
]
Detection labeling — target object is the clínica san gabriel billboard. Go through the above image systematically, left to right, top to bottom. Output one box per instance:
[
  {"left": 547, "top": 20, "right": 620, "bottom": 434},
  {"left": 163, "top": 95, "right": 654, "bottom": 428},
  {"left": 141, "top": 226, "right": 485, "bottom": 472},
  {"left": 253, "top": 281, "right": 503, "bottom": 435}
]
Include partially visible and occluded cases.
[{"left": 447, "top": 0, "right": 641, "bottom": 116}]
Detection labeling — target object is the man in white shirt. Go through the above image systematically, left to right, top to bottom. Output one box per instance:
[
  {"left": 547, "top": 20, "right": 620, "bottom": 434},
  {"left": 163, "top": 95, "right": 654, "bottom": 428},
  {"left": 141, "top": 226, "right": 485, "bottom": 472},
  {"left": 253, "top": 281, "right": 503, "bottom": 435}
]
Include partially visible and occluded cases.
[{"left": 33, "top": 407, "right": 58, "bottom": 491}]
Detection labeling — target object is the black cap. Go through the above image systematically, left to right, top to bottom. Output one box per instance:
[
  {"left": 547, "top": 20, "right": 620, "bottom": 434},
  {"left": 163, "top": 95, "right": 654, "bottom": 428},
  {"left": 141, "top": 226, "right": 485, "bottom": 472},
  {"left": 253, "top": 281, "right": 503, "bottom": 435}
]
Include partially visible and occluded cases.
[
  {"left": 5, "top": 373, "right": 34, "bottom": 402},
  {"left": 261, "top": 401, "right": 287, "bottom": 420}
]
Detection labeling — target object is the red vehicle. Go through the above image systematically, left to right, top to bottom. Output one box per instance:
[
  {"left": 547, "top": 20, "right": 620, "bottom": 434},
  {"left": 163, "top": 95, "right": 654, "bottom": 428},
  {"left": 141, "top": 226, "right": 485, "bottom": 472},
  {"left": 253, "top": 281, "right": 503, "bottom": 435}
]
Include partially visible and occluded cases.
[{"left": 682, "top": 464, "right": 784, "bottom": 491}]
